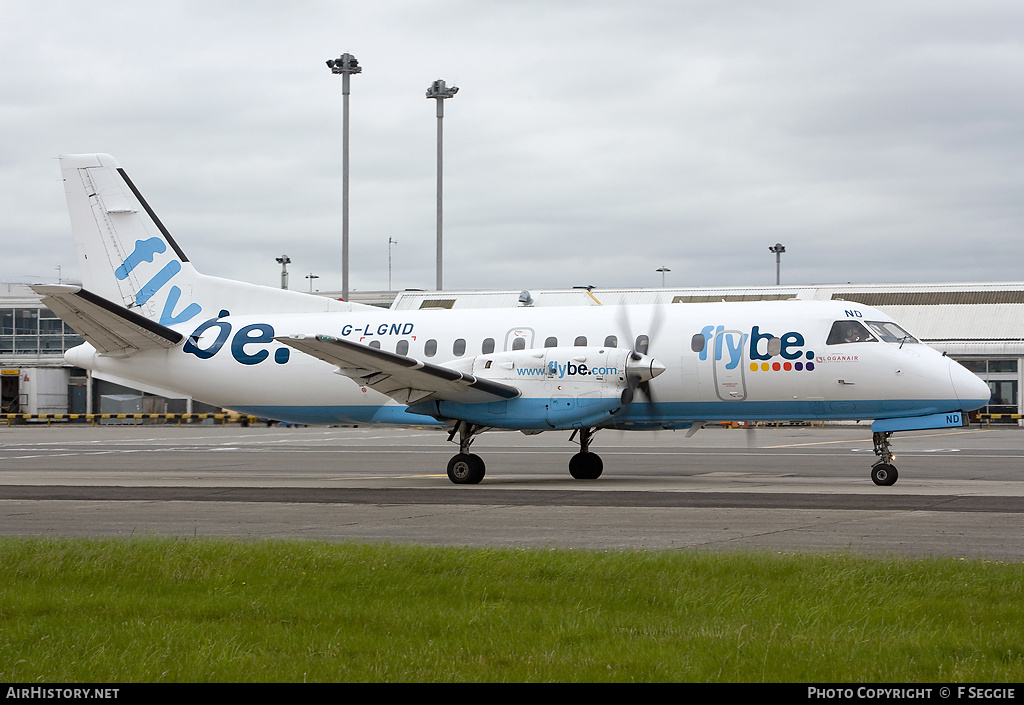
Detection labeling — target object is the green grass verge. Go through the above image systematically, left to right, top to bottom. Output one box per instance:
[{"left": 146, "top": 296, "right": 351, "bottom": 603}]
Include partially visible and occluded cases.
[{"left": 1, "top": 537, "right": 1022, "bottom": 682}]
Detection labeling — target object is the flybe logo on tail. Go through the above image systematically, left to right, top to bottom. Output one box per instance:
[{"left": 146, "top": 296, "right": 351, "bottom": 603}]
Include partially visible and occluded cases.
[
  {"left": 115, "top": 237, "right": 164, "bottom": 280},
  {"left": 116, "top": 238, "right": 201, "bottom": 326},
  {"left": 699, "top": 324, "right": 816, "bottom": 372}
]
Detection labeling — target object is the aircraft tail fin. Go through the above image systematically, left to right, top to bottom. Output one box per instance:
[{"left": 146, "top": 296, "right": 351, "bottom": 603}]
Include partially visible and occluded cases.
[{"left": 59, "top": 154, "right": 361, "bottom": 331}]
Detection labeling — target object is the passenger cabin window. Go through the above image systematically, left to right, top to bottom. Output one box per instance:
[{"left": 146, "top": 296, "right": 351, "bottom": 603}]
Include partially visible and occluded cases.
[
  {"left": 826, "top": 321, "right": 876, "bottom": 345},
  {"left": 864, "top": 321, "right": 919, "bottom": 345},
  {"left": 691, "top": 333, "right": 706, "bottom": 353},
  {"left": 604, "top": 335, "right": 618, "bottom": 347},
  {"left": 634, "top": 335, "right": 650, "bottom": 354},
  {"left": 544, "top": 336, "right": 558, "bottom": 348},
  {"left": 575, "top": 336, "right": 587, "bottom": 347},
  {"left": 512, "top": 337, "right": 526, "bottom": 350},
  {"left": 453, "top": 338, "right": 467, "bottom": 356},
  {"left": 482, "top": 338, "right": 495, "bottom": 354},
  {"left": 424, "top": 339, "right": 437, "bottom": 357},
  {"left": 368, "top": 340, "right": 381, "bottom": 349},
  {"left": 396, "top": 340, "right": 409, "bottom": 356}
]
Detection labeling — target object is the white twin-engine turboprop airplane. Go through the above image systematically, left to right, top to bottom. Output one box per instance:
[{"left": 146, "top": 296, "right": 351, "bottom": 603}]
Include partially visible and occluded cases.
[{"left": 33, "top": 154, "right": 990, "bottom": 485}]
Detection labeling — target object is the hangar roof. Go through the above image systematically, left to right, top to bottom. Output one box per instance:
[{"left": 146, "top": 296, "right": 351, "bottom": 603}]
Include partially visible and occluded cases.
[{"left": 391, "top": 282, "right": 1024, "bottom": 356}]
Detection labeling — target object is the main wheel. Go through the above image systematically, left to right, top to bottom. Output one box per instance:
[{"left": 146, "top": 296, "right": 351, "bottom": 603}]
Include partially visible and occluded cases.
[
  {"left": 569, "top": 452, "right": 603, "bottom": 480},
  {"left": 447, "top": 453, "right": 485, "bottom": 485},
  {"left": 871, "top": 463, "right": 898, "bottom": 486}
]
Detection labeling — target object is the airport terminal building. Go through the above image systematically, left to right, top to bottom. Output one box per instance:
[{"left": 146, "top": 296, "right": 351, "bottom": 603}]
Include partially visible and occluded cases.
[
  {"left": 2, "top": 280, "right": 1022, "bottom": 423},
  {"left": 0, "top": 282, "right": 216, "bottom": 417}
]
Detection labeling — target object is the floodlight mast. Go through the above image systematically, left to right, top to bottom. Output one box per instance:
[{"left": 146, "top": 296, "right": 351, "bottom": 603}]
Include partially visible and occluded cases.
[
  {"left": 327, "top": 53, "right": 362, "bottom": 300},
  {"left": 426, "top": 79, "right": 458, "bottom": 291},
  {"left": 388, "top": 236, "right": 397, "bottom": 291},
  {"left": 769, "top": 243, "right": 786, "bottom": 285},
  {"left": 275, "top": 255, "right": 291, "bottom": 290},
  {"left": 656, "top": 266, "right": 671, "bottom": 287}
]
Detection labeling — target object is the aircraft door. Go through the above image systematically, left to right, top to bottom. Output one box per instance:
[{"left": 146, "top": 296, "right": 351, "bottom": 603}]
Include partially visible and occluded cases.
[
  {"left": 504, "top": 327, "right": 534, "bottom": 351},
  {"left": 713, "top": 329, "right": 748, "bottom": 401}
]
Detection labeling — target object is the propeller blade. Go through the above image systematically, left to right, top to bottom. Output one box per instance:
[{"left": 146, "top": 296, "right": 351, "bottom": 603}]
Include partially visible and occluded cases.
[{"left": 614, "top": 302, "right": 668, "bottom": 409}]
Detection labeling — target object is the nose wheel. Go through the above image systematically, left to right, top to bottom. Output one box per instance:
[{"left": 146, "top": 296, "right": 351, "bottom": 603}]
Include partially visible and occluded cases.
[
  {"left": 871, "top": 431, "right": 899, "bottom": 486},
  {"left": 871, "top": 462, "right": 898, "bottom": 486}
]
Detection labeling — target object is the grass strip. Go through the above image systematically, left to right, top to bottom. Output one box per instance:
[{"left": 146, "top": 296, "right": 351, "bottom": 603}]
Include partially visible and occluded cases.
[{"left": 0, "top": 537, "right": 1022, "bottom": 682}]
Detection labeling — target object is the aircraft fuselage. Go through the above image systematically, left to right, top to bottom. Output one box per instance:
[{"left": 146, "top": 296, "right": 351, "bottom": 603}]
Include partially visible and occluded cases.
[{"left": 67, "top": 299, "right": 988, "bottom": 430}]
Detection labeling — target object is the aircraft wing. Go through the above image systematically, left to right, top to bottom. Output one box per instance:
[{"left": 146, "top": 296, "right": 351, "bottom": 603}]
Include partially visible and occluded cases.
[
  {"left": 30, "top": 284, "right": 183, "bottom": 356},
  {"left": 277, "top": 334, "right": 521, "bottom": 406}
]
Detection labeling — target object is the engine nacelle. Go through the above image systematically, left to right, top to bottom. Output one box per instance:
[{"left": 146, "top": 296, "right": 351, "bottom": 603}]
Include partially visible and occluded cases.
[{"left": 409, "top": 346, "right": 664, "bottom": 430}]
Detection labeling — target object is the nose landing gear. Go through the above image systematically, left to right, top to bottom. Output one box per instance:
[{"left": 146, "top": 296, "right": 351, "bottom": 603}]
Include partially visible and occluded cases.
[{"left": 871, "top": 431, "right": 899, "bottom": 486}]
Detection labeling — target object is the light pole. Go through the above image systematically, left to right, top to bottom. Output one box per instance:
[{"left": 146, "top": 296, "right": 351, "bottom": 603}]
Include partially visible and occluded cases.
[
  {"left": 327, "top": 52, "right": 362, "bottom": 301},
  {"left": 426, "top": 78, "right": 458, "bottom": 291},
  {"left": 388, "top": 236, "right": 397, "bottom": 291},
  {"left": 769, "top": 243, "right": 786, "bottom": 285},
  {"left": 275, "top": 255, "right": 291, "bottom": 290},
  {"left": 656, "top": 266, "right": 671, "bottom": 287},
  {"left": 306, "top": 273, "right": 319, "bottom": 292}
]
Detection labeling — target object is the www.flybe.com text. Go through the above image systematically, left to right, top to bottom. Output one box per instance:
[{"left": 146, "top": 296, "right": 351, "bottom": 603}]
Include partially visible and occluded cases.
[{"left": 517, "top": 362, "right": 618, "bottom": 379}]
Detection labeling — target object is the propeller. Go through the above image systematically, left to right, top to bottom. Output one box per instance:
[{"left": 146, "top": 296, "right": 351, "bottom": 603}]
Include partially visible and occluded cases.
[
  {"left": 615, "top": 302, "right": 667, "bottom": 408},
  {"left": 622, "top": 349, "right": 666, "bottom": 404}
]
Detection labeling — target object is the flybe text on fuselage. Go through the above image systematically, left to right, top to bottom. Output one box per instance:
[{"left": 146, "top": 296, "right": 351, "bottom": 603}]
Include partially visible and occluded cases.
[
  {"left": 183, "top": 311, "right": 291, "bottom": 365},
  {"left": 698, "top": 324, "right": 816, "bottom": 370}
]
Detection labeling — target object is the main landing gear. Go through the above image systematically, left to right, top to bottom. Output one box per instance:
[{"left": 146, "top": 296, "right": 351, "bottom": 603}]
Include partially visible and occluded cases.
[
  {"left": 446, "top": 421, "right": 486, "bottom": 484},
  {"left": 445, "top": 424, "right": 606, "bottom": 484},
  {"left": 568, "top": 428, "right": 603, "bottom": 480},
  {"left": 871, "top": 431, "right": 899, "bottom": 486}
]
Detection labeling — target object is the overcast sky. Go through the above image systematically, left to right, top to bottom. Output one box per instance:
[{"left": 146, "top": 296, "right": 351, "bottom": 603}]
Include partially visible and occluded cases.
[{"left": 2, "top": 0, "right": 1023, "bottom": 294}]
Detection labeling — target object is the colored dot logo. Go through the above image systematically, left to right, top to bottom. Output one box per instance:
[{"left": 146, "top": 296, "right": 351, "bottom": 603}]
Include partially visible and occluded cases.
[{"left": 750, "top": 361, "right": 815, "bottom": 372}]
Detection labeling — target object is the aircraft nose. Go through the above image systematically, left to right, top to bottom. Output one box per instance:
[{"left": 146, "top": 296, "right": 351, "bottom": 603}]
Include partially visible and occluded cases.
[{"left": 949, "top": 359, "right": 990, "bottom": 411}]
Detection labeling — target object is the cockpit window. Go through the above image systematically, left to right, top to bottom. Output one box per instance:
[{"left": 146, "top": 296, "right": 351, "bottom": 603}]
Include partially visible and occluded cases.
[
  {"left": 826, "top": 320, "right": 876, "bottom": 345},
  {"left": 864, "top": 320, "right": 919, "bottom": 344}
]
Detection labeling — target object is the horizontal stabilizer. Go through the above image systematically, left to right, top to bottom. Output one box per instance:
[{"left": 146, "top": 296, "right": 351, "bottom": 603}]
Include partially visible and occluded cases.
[
  {"left": 31, "top": 284, "right": 182, "bottom": 357},
  {"left": 277, "top": 334, "right": 521, "bottom": 406}
]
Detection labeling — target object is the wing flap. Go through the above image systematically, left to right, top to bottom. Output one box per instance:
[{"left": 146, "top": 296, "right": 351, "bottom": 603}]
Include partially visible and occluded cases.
[
  {"left": 30, "top": 284, "right": 182, "bottom": 356},
  {"left": 277, "top": 334, "right": 521, "bottom": 405}
]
